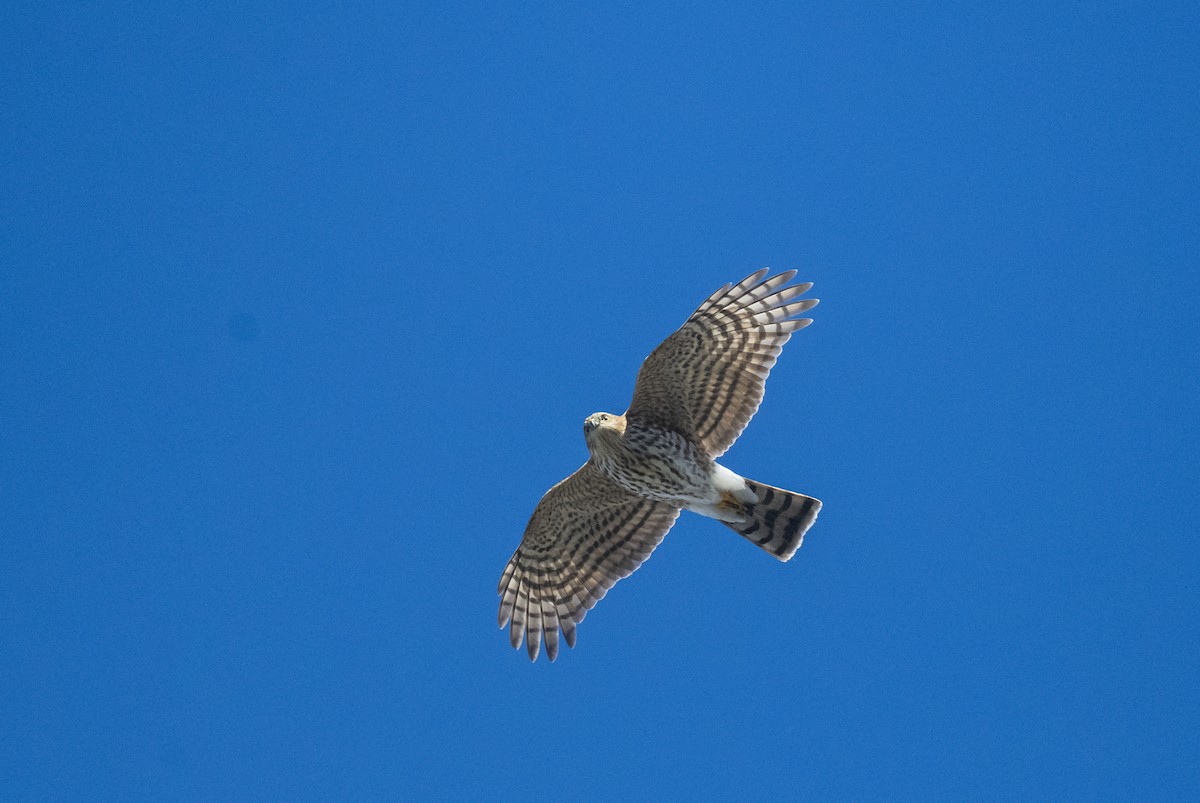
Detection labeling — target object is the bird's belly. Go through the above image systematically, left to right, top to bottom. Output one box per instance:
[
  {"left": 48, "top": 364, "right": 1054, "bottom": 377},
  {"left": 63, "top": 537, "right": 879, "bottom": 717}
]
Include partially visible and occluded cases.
[{"left": 600, "top": 455, "right": 715, "bottom": 506}]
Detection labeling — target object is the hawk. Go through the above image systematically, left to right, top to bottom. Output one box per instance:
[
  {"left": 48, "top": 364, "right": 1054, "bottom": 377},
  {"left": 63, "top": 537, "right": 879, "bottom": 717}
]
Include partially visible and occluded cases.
[{"left": 498, "top": 269, "right": 822, "bottom": 661}]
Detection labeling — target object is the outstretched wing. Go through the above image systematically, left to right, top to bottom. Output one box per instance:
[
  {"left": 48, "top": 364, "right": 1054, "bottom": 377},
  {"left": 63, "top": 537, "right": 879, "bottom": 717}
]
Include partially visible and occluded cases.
[
  {"left": 626, "top": 270, "right": 817, "bottom": 458},
  {"left": 498, "top": 462, "right": 681, "bottom": 662}
]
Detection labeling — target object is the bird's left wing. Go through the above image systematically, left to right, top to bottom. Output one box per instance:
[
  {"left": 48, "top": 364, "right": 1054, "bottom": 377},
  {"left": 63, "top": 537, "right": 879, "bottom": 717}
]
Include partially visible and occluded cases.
[
  {"left": 625, "top": 270, "right": 817, "bottom": 458},
  {"left": 498, "top": 462, "right": 681, "bottom": 662}
]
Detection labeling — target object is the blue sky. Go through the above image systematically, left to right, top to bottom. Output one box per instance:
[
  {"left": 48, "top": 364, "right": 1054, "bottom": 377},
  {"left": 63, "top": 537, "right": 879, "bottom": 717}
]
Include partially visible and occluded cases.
[{"left": 2, "top": 1, "right": 1197, "bottom": 799}]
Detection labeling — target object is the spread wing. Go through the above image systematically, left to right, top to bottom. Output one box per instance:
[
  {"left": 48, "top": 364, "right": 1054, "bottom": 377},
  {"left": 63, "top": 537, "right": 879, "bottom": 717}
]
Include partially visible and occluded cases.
[
  {"left": 625, "top": 269, "right": 817, "bottom": 458},
  {"left": 498, "top": 462, "right": 681, "bottom": 662}
]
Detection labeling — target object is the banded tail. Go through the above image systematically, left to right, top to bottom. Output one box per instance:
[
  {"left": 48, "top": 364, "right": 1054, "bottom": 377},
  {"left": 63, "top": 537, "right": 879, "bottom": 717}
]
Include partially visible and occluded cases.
[{"left": 725, "top": 480, "right": 821, "bottom": 561}]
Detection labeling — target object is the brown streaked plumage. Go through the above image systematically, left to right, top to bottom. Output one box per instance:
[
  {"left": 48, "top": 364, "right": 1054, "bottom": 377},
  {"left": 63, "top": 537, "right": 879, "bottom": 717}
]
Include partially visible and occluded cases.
[{"left": 499, "top": 269, "right": 823, "bottom": 661}]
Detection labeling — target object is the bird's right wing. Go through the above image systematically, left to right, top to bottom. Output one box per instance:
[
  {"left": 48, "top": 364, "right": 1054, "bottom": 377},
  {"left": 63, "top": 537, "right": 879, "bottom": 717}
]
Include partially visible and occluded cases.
[
  {"left": 625, "top": 270, "right": 817, "bottom": 458},
  {"left": 498, "top": 462, "right": 680, "bottom": 662}
]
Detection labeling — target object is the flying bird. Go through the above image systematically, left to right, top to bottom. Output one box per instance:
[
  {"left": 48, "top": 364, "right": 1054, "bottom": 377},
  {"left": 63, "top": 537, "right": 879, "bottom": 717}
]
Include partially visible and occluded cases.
[{"left": 498, "top": 269, "right": 822, "bottom": 661}]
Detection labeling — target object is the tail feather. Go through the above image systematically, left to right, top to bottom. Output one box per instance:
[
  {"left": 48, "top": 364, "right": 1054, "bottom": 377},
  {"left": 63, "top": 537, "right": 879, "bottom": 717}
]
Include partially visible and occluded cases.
[{"left": 725, "top": 480, "right": 821, "bottom": 561}]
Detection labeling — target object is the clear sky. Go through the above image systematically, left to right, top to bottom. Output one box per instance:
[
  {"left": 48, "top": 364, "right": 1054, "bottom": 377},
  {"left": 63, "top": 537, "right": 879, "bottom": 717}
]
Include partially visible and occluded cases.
[{"left": 3, "top": 2, "right": 1197, "bottom": 799}]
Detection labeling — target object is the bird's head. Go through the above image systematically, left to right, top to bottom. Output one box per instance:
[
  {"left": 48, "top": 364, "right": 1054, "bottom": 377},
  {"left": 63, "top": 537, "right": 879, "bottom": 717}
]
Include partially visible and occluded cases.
[{"left": 583, "top": 412, "right": 626, "bottom": 446}]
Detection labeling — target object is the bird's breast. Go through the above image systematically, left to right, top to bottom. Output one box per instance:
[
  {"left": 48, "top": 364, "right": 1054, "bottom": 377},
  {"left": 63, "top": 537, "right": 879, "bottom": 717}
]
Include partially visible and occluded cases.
[{"left": 590, "top": 425, "right": 712, "bottom": 504}]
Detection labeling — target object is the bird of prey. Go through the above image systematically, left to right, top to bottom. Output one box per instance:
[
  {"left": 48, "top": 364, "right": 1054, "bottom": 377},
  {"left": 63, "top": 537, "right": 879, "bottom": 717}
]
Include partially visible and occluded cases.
[{"left": 498, "top": 269, "right": 822, "bottom": 661}]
